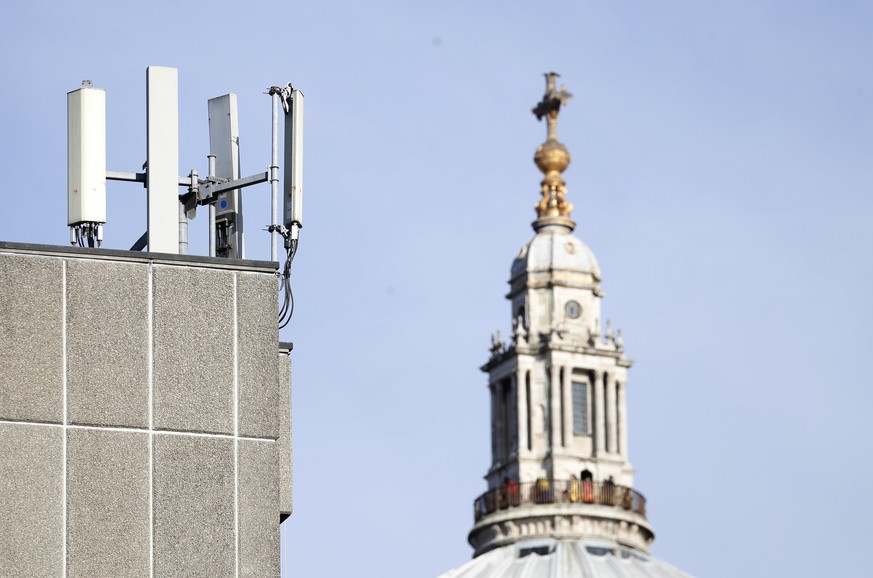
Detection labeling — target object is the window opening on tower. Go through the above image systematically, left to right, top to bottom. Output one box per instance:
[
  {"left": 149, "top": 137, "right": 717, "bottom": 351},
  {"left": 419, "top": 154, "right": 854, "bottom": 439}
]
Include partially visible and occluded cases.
[
  {"left": 560, "top": 368, "right": 566, "bottom": 447},
  {"left": 572, "top": 380, "right": 589, "bottom": 435}
]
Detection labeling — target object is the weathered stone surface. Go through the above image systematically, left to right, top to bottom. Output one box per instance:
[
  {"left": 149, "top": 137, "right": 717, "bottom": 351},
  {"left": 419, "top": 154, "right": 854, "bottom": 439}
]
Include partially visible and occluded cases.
[
  {"left": 0, "top": 245, "right": 288, "bottom": 577},
  {"left": 0, "top": 253, "right": 63, "bottom": 423},
  {"left": 66, "top": 259, "right": 149, "bottom": 428},
  {"left": 153, "top": 265, "right": 234, "bottom": 434},
  {"left": 238, "top": 272, "right": 280, "bottom": 439},
  {"left": 279, "top": 351, "right": 292, "bottom": 518},
  {"left": 0, "top": 423, "right": 63, "bottom": 576},
  {"left": 66, "top": 428, "right": 150, "bottom": 577},
  {"left": 153, "top": 434, "right": 235, "bottom": 577},
  {"left": 239, "top": 440, "right": 279, "bottom": 577}
]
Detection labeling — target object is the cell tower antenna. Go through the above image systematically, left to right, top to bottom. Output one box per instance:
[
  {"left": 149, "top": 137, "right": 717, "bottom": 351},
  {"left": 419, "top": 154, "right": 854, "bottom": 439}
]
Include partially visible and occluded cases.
[
  {"left": 67, "top": 66, "right": 306, "bottom": 326},
  {"left": 67, "top": 80, "right": 106, "bottom": 248}
]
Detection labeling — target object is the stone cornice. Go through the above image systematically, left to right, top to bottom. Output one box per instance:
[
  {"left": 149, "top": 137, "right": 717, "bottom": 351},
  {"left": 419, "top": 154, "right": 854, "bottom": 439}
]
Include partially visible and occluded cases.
[
  {"left": 481, "top": 344, "right": 633, "bottom": 372},
  {"left": 468, "top": 502, "right": 654, "bottom": 557}
]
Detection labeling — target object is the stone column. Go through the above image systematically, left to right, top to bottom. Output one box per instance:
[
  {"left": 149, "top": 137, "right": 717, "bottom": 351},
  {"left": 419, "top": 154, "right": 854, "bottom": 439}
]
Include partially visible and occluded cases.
[
  {"left": 543, "top": 365, "right": 558, "bottom": 452},
  {"left": 550, "top": 365, "right": 561, "bottom": 451},
  {"left": 563, "top": 367, "right": 573, "bottom": 447},
  {"left": 515, "top": 370, "right": 525, "bottom": 458},
  {"left": 594, "top": 371, "right": 605, "bottom": 456},
  {"left": 606, "top": 372, "right": 617, "bottom": 454},
  {"left": 509, "top": 373, "right": 518, "bottom": 457},
  {"left": 617, "top": 380, "right": 628, "bottom": 458},
  {"left": 490, "top": 382, "right": 499, "bottom": 464}
]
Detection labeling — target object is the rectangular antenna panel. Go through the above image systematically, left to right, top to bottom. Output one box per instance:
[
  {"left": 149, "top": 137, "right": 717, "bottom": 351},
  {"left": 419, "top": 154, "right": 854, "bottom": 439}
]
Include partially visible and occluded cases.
[
  {"left": 146, "top": 66, "right": 180, "bottom": 254},
  {"left": 67, "top": 85, "right": 106, "bottom": 226},
  {"left": 283, "top": 89, "right": 304, "bottom": 229},
  {"left": 208, "top": 94, "right": 244, "bottom": 258}
]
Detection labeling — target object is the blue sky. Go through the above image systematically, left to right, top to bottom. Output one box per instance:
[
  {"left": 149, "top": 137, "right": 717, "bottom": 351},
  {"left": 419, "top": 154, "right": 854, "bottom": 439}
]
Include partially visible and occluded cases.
[{"left": 2, "top": 1, "right": 872, "bottom": 576}]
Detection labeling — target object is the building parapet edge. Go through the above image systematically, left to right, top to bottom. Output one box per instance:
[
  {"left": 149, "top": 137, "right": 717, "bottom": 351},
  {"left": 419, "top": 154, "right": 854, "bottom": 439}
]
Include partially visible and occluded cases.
[{"left": 0, "top": 241, "right": 278, "bottom": 273}]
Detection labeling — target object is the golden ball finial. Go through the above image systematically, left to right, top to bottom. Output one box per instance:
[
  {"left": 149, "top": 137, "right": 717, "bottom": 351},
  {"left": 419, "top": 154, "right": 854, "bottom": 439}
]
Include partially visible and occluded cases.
[
  {"left": 531, "top": 73, "right": 575, "bottom": 231},
  {"left": 534, "top": 139, "right": 570, "bottom": 174}
]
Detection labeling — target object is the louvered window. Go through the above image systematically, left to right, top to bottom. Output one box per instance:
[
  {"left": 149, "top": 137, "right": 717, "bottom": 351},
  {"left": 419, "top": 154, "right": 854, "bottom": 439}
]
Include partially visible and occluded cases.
[{"left": 572, "top": 380, "right": 589, "bottom": 435}]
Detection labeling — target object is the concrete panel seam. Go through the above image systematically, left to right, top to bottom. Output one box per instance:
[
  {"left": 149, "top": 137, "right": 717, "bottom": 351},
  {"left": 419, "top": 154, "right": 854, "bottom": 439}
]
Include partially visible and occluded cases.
[
  {"left": 62, "top": 259, "right": 67, "bottom": 578},
  {"left": 148, "top": 262, "right": 154, "bottom": 578},
  {"left": 233, "top": 272, "right": 240, "bottom": 578},
  {"left": 0, "top": 418, "right": 69, "bottom": 429},
  {"left": 0, "top": 421, "right": 276, "bottom": 444},
  {"left": 68, "top": 422, "right": 150, "bottom": 432},
  {"left": 152, "top": 426, "right": 239, "bottom": 437},
  {"left": 149, "top": 429, "right": 275, "bottom": 442},
  {"left": 150, "top": 429, "right": 276, "bottom": 442}
]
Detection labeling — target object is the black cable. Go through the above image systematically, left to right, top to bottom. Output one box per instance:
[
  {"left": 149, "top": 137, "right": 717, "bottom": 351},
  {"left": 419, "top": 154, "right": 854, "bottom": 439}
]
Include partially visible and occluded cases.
[
  {"left": 277, "top": 235, "right": 299, "bottom": 328},
  {"left": 277, "top": 244, "right": 292, "bottom": 319},
  {"left": 279, "top": 280, "right": 294, "bottom": 328}
]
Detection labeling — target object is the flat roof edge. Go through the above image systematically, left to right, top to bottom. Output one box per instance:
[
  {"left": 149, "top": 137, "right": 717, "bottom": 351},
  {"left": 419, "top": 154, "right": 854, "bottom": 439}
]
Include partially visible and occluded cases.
[{"left": 0, "top": 241, "right": 279, "bottom": 273}]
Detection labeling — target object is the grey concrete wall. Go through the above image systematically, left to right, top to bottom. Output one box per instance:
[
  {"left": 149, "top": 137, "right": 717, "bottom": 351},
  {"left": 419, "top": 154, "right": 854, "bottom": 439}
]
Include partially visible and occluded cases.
[{"left": 0, "top": 242, "right": 291, "bottom": 578}]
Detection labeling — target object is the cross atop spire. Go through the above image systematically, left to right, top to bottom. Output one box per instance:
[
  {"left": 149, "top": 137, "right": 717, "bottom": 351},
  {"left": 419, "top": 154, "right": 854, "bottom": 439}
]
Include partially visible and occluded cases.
[
  {"left": 532, "top": 72, "right": 573, "bottom": 140},
  {"left": 531, "top": 73, "right": 575, "bottom": 231}
]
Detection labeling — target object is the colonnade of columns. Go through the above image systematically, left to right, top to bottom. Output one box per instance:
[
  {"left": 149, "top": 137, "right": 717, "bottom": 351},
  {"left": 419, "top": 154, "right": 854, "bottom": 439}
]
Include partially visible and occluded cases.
[
  {"left": 489, "top": 362, "right": 628, "bottom": 471},
  {"left": 547, "top": 364, "right": 626, "bottom": 458},
  {"left": 490, "top": 375, "right": 522, "bottom": 464}
]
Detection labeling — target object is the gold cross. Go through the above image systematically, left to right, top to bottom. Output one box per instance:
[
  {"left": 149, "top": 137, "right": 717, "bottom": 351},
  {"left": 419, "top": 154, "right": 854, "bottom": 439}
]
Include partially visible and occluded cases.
[{"left": 532, "top": 72, "right": 573, "bottom": 140}]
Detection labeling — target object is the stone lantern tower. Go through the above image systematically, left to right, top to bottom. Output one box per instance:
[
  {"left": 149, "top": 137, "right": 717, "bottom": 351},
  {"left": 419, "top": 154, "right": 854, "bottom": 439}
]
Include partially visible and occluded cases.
[{"left": 437, "top": 74, "right": 692, "bottom": 577}]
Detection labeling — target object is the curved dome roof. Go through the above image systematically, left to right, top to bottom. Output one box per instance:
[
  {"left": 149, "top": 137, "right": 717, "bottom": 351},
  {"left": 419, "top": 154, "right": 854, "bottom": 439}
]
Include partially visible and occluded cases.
[
  {"left": 511, "top": 228, "right": 601, "bottom": 281},
  {"left": 437, "top": 538, "right": 692, "bottom": 578}
]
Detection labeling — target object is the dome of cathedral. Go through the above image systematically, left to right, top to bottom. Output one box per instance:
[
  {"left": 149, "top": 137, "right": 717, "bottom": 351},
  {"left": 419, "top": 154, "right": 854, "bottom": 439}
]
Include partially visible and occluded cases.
[
  {"left": 511, "top": 228, "right": 601, "bottom": 282},
  {"left": 437, "top": 538, "right": 692, "bottom": 578}
]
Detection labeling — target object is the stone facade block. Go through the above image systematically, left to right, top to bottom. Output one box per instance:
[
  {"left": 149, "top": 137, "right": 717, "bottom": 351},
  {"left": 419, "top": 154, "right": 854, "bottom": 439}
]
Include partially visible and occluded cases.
[
  {"left": 0, "top": 243, "right": 288, "bottom": 577},
  {"left": 0, "top": 253, "right": 63, "bottom": 423},
  {"left": 66, "top": 259, "right": 149, "bottom": 428},
  {"left": 153, "top": 265, "right": 234, "bottom": 434},
  {"left": 238, "top": 272, "right": 280, "bottom": 439},
  {"left": 279, "top": 351, "right": 292, "bottom": 518},
  {"left": 0, "top": 423, "right": 63, "bottom": 576},
  {"left": 66, "top": 428, "right": 150, "bottom": 577},
  {"left": 153, "top": 434, "right": 235, "bottom": 577},
  {"left": 239, "top": 440, "right": 279, "bottom": 577}
]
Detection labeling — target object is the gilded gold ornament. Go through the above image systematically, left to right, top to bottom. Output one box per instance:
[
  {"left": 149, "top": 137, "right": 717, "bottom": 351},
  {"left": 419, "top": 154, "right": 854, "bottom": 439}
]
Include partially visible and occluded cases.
[{"left": 531, "top": 73, "right": 575, "bottom": 229}]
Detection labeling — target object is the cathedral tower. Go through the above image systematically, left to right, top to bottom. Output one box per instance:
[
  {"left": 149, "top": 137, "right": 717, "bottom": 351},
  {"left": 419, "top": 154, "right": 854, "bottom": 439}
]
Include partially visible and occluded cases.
[
  {"left": 472, "top": 71, "right": 649, "bottom": 556},
  {"left": 438, "top": 75, "right": 692, "bottom": 577}
]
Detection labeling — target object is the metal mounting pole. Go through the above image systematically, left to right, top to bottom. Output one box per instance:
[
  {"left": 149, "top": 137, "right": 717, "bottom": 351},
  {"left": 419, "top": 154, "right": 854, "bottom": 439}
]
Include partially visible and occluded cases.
[
  {"left": 270, "top": 92, "right": 280, "bottom": 262},
  {"left": 208, "top": 154, "right": 217, "bottom": 258},
  {"left": 178, "top": 201, "right": 188, "bottom": 254}
]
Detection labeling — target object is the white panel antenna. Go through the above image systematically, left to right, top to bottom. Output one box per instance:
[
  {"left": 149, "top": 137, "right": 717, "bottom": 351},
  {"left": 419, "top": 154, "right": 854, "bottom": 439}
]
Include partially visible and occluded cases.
[
  {"left": 146, "top": 66, "right": 180, "bottom": 254},
  {"left": 66, "top": 69, "right": 305, "bottom": 326},
  {"left": 67, "top": 70, "right": 302, "bottom": 272},
  {"left": 67, "top": 81, "right": 106, "bottom": 247},
  {"left": 283, "top": 89, "right": 304, "bottom": 234},
  {"left": 208, "top": 94, "right": 244, "bottom": 259}
]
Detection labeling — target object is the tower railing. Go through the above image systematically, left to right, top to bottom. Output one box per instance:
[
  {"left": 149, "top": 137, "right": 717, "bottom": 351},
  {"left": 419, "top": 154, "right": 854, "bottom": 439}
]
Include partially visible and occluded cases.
[{"left": 473, "top": 479, "right": 646, "bottom": 522}]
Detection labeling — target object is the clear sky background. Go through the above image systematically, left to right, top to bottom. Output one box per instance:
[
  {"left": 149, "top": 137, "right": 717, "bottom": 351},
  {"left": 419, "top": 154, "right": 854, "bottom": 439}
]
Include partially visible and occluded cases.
[{"left": 2, "top": 1, "right": 872, "bottom": 576}]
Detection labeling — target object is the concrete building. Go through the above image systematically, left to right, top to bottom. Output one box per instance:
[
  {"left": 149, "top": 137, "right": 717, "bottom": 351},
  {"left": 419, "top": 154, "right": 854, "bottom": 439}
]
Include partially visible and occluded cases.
[
  {"left": 436, "top": 74, "right": 692, "bottom": 577},
  {"left": 0, "top": 242, "right": 291, "bottom": 577}
]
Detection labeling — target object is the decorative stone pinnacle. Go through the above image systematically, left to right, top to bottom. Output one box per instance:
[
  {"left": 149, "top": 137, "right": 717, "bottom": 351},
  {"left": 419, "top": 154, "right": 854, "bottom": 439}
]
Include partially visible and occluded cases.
[{"left": 532, "top": 72, "right": 575, "bottom": 232}]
